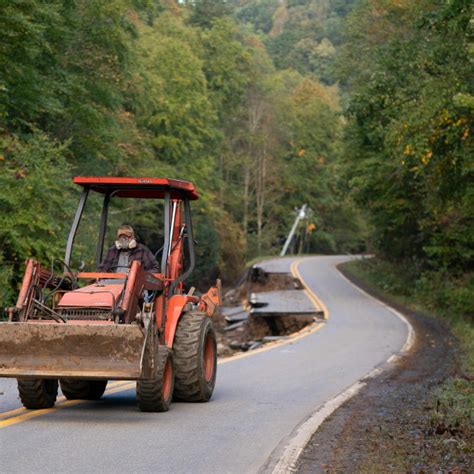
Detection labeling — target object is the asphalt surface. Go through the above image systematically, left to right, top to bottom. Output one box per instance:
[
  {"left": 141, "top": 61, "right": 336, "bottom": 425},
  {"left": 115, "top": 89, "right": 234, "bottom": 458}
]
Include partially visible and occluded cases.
[{"left": 0, "top": 256, "right": 408, "bottom": 473}]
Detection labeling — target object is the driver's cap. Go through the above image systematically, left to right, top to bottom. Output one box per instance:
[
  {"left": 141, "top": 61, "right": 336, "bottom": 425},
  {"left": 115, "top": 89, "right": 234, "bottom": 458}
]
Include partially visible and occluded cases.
[{"left": 117, "top": 224, "right": 134, "bottom": 238}]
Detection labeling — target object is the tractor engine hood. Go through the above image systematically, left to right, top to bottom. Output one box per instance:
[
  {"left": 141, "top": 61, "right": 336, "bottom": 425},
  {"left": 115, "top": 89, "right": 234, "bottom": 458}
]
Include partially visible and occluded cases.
[{"left": 58, "top": 282, "right": 124, "bottom": 309}]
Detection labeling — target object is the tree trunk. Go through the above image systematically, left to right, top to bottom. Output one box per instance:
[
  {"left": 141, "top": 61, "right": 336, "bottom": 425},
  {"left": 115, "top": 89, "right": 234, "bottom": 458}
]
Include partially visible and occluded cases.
[
  {"left": 256, "top": 142, "right": 267, "bottom": 254},
  {"left": 243, "top": 165, "right": 250, "bottom": 236}
]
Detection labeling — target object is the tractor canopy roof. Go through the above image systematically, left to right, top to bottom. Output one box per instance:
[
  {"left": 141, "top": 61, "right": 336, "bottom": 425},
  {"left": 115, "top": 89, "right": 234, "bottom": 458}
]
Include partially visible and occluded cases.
[{"left": 73, "top": 176, "right": 199, "bottom": 200}]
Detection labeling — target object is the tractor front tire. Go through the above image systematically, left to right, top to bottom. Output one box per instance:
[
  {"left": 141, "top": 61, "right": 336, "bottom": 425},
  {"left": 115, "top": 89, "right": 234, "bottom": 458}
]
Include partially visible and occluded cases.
[
  {"left": 173, "top": 311, "right": 217, "bottom": 402},
  {"left": 136, "top": 348, "right": 174, "bottom": 412},
  {"left": 17, "top": 379, "right": 58, "bottom": 409},
  {"left": 60, "top": 379, "right": 108, "bottom": 400}
]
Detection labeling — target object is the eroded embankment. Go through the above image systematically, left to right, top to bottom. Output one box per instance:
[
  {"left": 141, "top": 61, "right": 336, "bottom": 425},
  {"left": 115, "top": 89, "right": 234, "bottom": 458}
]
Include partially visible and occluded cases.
[{"left": 215, "top": 267, "right": 319, "bottom": 357}]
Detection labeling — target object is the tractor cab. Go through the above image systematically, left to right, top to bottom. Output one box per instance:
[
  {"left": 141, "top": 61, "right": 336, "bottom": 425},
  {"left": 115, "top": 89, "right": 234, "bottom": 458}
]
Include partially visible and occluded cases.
[{"left": 57, "top": 176, "right": 200, "bottom": 324}]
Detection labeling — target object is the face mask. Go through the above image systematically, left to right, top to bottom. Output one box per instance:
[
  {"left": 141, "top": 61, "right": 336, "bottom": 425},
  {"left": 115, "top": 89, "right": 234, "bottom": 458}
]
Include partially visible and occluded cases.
[
  {"left": 115, "top": 236, "right": 137, "bottom": 250},
  {"left": 119, "top": 237, "right": 130, "bottom": 249}
]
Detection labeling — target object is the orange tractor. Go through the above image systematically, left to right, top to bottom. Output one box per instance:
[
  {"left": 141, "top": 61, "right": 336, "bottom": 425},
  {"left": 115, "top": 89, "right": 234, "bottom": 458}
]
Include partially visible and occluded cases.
[{"left": 0, "top": 177, "right": 220, "bottom": 412}]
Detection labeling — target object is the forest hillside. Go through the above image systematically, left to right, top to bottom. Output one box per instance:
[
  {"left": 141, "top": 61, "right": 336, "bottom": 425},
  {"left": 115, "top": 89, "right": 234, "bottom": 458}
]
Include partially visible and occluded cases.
[{"left": 0, "top": 0, "right": 472, "bottom": 319}]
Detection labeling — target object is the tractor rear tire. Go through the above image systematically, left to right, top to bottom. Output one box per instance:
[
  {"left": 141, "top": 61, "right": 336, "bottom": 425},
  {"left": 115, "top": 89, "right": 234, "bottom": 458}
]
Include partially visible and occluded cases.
[
  {"left": 173, "top": 311, "right": 217, "bottom": 402},
  {"left": 136, "top": 349, "right": 174, "bottom": 412},
  {"left": 17, "top": 379, "right": 58, "bottom": 409},
  {"left": 60, "top": 379, "right": 108, "bottom": 400}
]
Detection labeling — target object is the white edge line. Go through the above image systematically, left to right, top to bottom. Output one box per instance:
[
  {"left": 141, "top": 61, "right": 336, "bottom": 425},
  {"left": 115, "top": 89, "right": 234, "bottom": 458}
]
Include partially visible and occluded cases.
[
  {"left": 268, "top": 259, "right": 416, "bottom": 474},
  {"left": 271, "top": 380, "right": 366, "bottom": 474}
]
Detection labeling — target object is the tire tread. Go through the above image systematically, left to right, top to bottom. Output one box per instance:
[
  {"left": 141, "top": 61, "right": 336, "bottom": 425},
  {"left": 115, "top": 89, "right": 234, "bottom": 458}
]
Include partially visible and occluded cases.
[
  {"left": 173, "top": 312, "right": 216, "bottom": 402},
  {"left": 136, "top": 348, "right": 173, "bottom": 412},
  {"left": 17, "top": 379, "right": 58, "bottom": 409}
]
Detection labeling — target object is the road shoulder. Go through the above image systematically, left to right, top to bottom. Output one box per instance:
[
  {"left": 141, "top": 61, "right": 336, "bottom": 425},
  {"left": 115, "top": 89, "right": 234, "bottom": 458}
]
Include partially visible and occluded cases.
[{"left": 296, "top": 263, "right": 472, "bottom": 473}]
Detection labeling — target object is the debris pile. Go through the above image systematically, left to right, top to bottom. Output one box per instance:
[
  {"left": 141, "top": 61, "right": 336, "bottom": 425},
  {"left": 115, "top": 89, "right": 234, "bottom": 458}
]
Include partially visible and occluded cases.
[{"left": 215, "top": 263, "right": 324, "bottom": 357}]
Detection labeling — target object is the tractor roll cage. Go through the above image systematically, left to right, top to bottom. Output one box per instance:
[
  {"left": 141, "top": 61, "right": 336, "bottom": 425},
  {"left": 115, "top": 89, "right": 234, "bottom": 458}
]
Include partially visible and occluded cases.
[{"left": 64, "top": 182, "right": 196, "bottom": 288}]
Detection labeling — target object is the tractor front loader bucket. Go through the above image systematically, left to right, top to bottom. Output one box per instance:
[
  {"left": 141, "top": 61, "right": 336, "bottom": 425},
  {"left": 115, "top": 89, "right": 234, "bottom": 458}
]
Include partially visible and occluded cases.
[{"left": 0, "top": 323, "right": 149, "bottom": 380}]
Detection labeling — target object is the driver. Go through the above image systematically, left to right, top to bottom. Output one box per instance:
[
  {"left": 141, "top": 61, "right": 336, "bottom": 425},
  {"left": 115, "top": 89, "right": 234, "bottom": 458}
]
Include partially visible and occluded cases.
[{"left": 98, "top": 224, "right": 159, "bottom": 273}]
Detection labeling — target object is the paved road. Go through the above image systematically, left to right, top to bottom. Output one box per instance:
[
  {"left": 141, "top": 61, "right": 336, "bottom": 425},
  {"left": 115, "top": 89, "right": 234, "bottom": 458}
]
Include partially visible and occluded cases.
[{"left": 0, "top": 256, "right": 408, "bottom": 473}]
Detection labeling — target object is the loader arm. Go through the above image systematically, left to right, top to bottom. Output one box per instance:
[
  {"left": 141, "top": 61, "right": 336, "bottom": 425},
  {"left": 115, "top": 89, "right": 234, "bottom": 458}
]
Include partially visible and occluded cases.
[{"left": 10, "top": 259, "right": 73, "bottom": 322}]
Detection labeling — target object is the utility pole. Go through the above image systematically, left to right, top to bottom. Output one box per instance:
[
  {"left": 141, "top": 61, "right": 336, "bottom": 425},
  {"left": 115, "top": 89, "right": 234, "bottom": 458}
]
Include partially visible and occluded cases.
[{"left": 280, "top": 204, "right": 307, "bottom": 257}]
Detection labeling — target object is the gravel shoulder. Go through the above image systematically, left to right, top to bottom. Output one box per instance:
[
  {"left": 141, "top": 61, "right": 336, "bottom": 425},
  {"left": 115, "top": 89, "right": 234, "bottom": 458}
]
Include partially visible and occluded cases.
[{"left": 297, "top": 263, "right": 472, "bottom": 473}]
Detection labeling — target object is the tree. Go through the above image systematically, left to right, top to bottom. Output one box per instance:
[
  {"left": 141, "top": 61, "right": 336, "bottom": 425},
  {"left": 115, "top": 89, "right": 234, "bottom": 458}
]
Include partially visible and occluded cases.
[
  {"left": 187, "top": 0, "right": 231, "bottom": 29},
  {"left": 339, "top": 0, "right": 473, "bottom": 270},
  {"left": 0, "top": 133, "right": 74, "bottom": 304}
]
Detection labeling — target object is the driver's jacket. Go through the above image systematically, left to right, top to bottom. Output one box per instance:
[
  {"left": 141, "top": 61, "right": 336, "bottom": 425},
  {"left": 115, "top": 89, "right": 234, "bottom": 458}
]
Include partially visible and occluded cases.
[{"left": 98, "top": 243, "right": 159, "bottom": 273}]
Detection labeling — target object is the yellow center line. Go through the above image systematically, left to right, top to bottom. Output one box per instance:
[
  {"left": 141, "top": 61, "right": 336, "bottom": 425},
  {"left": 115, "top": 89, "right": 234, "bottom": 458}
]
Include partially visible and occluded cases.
[
  {"left": 0, "top": 257, "right": 330, "bottom": 429},
  {"left": 290, "top": 259, "right": 329, "bottom": 320},
  {"left": 0, "top": 380, "right": 132, "bottom": 422},
  {"left": 1, "top": 399, "right": 85, "bottom": 428},
  {"left": 0, "top": 406, "right": 26, "bottom": 421}
]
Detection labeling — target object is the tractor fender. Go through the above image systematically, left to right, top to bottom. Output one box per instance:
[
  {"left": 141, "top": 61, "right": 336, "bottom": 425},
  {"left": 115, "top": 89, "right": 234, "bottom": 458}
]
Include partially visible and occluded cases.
[{"left": 165, "top": 295, "right": 198, "bottom": 348}]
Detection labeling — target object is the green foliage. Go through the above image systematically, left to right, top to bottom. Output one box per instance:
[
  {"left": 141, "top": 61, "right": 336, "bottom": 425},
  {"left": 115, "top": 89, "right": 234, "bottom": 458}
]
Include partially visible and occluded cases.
[
  {"left": 0, "top": 0, "right": 64, "bottom": 127},
  {"left": 0, "top": 0, "right": 148, "bottom": 174},
  {"left": 187, "top": 0, "right": 231, "bottom": 29},
  {"left": 234, "top": 0, "right": 357, "bottom": 83},
  {"left": 235, "top": 0, "right": 278, "bottom": 34},
  {"left": 340, "top": 0, "right": 474, "bottom": 272},
  {"left": 137, "top": 13, "right": 218, "bottom": 165},
  {"left": 199, "top": 18, "right": 251, "bottom": 114},
  {"left": 277, "top": 77, "right": 358, "bottom": 254},
  {"left": 0, "top": 133, "right": 74, "bottom": 304}
]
